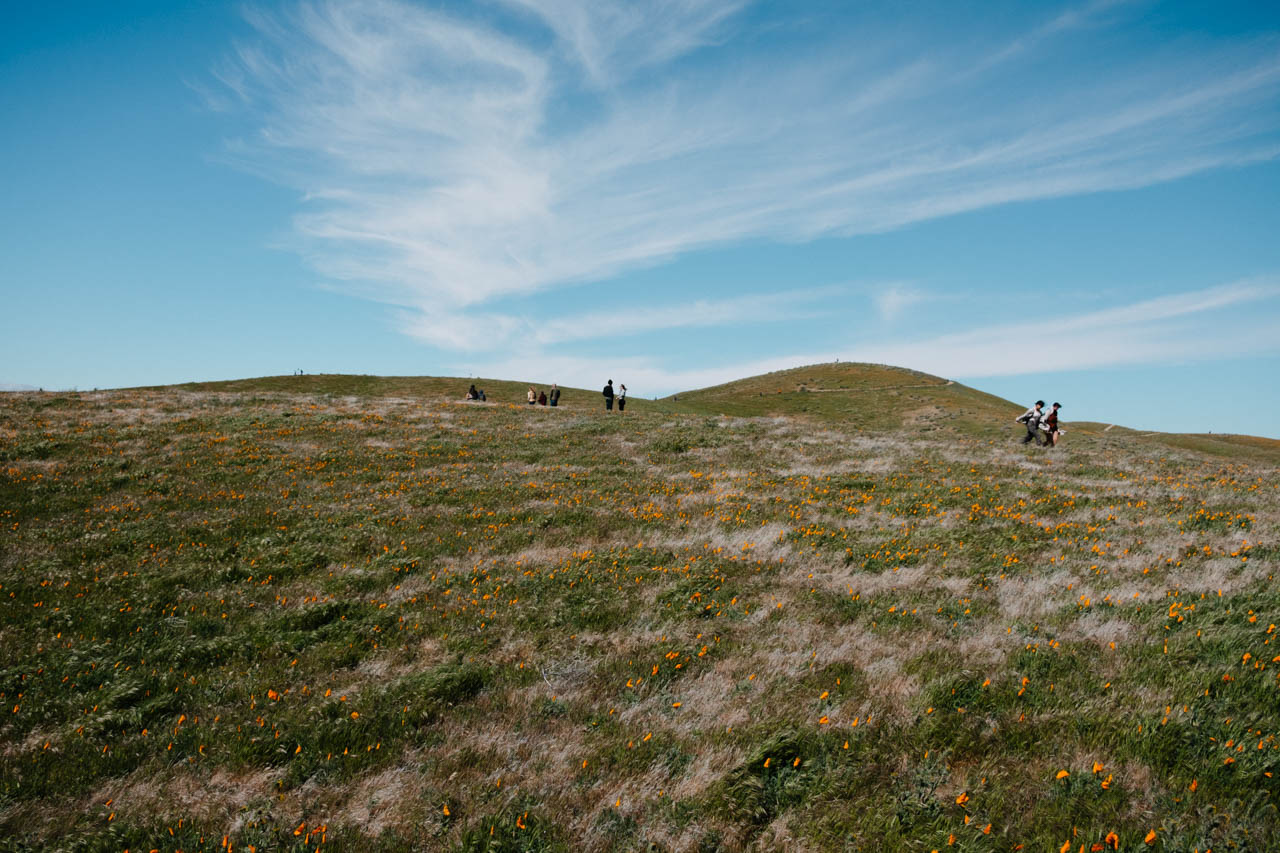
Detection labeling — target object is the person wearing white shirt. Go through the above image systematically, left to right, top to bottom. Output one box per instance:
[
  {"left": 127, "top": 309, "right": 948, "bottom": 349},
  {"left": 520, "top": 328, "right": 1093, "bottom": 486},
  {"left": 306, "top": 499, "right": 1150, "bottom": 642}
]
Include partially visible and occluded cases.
[{"left": 1015, "top": 400, "right": 1045, "bottom": 445}]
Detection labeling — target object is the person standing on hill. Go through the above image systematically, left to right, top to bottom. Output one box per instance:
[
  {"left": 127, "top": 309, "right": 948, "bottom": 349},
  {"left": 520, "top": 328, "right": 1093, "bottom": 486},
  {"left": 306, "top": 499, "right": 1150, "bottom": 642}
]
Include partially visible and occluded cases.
[
  {"left": 603, "top": 379, "right": 615, "bottom": 411},
  {"left": 617, "top": 383, "right": 627, "bottom": 413},
  {"left": 549, "top": 384, "right": 560, "bottom": 407},
  {"left": 527, "top": 386, "right": 537, "bottom": 405},
  {"left": 1015, "top": 400, "right": 1045, "bottom": 445},
  {"left": 1041, "top": 402, "right": 1063, "bottom": 446}
]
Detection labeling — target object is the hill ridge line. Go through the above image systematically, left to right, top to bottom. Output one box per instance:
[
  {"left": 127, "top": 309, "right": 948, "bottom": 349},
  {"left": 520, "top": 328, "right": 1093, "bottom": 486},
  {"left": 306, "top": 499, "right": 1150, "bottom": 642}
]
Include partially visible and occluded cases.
[{"left": 790, "top": 379, "right": 957, "bottom": 393}]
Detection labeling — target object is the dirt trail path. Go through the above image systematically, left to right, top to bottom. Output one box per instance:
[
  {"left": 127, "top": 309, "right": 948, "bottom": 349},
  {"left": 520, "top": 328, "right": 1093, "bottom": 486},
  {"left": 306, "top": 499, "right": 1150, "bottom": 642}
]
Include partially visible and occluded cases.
[{"left": 800, "top": 379, "right": 956, "bottom": 393}]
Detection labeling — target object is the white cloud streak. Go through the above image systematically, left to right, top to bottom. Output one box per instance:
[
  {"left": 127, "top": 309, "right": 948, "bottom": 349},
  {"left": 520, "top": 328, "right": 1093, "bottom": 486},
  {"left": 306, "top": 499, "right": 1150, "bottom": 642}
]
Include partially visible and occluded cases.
[
  {"left": 498, "top": 0, "right": 747, "bottom": 87},
  {"left": 978, "top": 0, "right": 1135, "bottom": 70},
  {"left": 218, "top": 1, "right": 1280, "bottom": 352},
  {"left": 844, "top": 279, "right": 1280, "bottom": 378},
  {"left": 458, "top": 280, "right": 1280, "bottom": 395},
  {"left": 398, "top": 284, "right": 848, "bottom": 349},
  {"left": 873, "top": 284, "right": 925, "bottom": 324}
]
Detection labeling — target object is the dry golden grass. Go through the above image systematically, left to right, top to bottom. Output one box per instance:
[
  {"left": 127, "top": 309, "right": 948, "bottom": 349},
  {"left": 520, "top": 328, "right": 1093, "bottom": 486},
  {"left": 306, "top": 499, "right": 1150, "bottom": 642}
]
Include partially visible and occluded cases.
[{"left": 1, "top": 375, "right": 1277, "bottom": 851}]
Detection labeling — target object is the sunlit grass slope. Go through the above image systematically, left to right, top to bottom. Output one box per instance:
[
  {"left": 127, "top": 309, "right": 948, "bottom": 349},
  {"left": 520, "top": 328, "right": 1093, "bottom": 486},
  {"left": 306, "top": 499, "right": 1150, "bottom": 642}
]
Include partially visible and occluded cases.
[
  {"left": 661, "top": 362, "right": 1020, "bottom": 434},
  {"left": 664, "top": 362, "right": 1280, "bottom": 461},
  {"left": 160, "top": 363, "right": 1019, "bottom": 435},
  {"left": 146, "top": 367, "right": 1280, "bottom": 461},
  {"left": 1, "top": 370, "right": 1278, "bottom": 851},
  {"left": 153, "top": 374, "right": 657, "bottom": 412}
]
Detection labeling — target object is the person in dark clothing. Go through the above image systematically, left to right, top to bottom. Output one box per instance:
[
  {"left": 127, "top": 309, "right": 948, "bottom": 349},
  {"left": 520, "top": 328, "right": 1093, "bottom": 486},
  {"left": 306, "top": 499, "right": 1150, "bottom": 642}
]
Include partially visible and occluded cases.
[
  {"left": 603, "top": 380, "right": 614, "bottom": 411},
  {"left": 616, "top": 383, "right": 627, "bottom": 413},
  {"left": 466, "top": 384, "right": 479, "bottom": 401},
  {"left": 549, "top": 384, "right": 560, "bottom": 406},
  {"left": 477, "top": 389, "right": 486, "bottom": 401},
  {"left": 538, "top": 391, "right": 547, "bottom": 406},
  {"left": 1015, "top": 400, "right": 1045, "bottom": 445},
  {"left": 1041, "top": 402, "right": 1063, "bottom": 446}
]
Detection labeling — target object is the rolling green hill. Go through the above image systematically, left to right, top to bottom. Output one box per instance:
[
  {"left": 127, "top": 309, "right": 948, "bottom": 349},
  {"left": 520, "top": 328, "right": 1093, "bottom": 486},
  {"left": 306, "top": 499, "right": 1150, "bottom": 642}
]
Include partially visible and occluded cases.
[
  {"left": 661, "top": 362, "right": 1016, "bottom": 433},
  {"left": 662, "top": 362, "right": 1280, "bottom": 460},
  {"left": 140, "top": 363, "right": 1028, "bottom": 436},
  {"left": 156, "top": 363, "right": 1278, "bottom": 458},
  {"left": 3, "top": 364, "right": 1277, "bottom": 850},
  {"left": 153, "top": 373, "right": 620, "bottom": 408}
]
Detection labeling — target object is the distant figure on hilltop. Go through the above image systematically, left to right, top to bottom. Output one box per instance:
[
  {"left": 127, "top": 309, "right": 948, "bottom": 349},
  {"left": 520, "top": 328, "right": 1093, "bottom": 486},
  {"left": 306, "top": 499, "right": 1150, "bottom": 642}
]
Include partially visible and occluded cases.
[
  {"left": 603, "top": 379, "right": 614, "bottom": 411},
  {"left": 617, "top": 383, "right": 627, "bottom": 413},
  {"left": 549, "top": 384, "right": 560, "bottom": 407},
  {"left": 527, "top": 386, "right": 537, "bottom": 405},
  {"left": 538, "top": 390, "right": 547, "bottom": 406},
  {"left": 1015, "top": 400, "right": 1046, "bottom": 445},
  {"left": 1040, "top": 402, "right": 1064, "bottom": 446}
]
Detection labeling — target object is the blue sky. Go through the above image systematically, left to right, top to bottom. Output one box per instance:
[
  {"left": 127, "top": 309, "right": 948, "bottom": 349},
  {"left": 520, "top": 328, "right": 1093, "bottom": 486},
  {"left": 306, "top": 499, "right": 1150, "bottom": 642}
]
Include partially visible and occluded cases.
[{"left": 3, "top": 1, "right": 1279, "bottom": 437}]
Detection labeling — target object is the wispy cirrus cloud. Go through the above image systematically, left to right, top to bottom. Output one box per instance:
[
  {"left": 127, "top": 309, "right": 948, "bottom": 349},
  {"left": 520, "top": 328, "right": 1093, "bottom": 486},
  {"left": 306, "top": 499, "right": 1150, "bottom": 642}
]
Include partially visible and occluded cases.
[
  {"left": 500, "top": 0, "right": 748, "bottom": 87},
  {"left": 978, "top": 0, "right": 1135, "bottom": 70},
  {"left": 215, "top": 1, "right": 1280, "bottom": 351},
  {"left": 845, "top": 278, "right": 1280, "bottom": 378},
  {"left": 458, "top": 280, "right": 1280, "bottom": 394},
  {"left": 398, "top": 284, "right": 847, "bottom": 349},
  {"left": 873, "top": 284, "right": 926, "bottom": 324}
]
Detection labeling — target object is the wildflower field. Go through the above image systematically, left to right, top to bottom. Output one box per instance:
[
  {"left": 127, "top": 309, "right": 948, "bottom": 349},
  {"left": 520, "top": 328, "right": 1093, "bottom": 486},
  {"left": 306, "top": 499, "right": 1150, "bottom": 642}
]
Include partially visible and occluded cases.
[{"left": 2, "top": 366, "right": 1278, "bottom": 852}]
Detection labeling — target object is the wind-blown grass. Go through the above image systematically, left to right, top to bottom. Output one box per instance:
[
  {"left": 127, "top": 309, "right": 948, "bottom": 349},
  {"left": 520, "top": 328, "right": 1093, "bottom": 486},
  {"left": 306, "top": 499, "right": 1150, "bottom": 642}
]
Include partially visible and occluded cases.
[{"left": 1, "top": 374, "right": 1277, "bottom": 851}]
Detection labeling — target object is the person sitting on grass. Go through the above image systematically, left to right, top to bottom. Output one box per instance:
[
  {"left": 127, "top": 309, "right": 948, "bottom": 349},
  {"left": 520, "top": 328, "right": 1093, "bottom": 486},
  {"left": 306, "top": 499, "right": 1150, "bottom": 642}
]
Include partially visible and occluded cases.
[
  {"left": 466, "top": 384, "right": 479, "bottom": 401},
  {"left": 538, "top": 390, "right": 547, "bottom": 406}
]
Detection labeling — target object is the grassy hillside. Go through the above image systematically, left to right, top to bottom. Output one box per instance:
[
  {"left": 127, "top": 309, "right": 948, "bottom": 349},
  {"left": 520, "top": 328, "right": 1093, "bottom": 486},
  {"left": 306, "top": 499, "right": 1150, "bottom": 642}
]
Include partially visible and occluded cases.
[
  {"left": 663, "top": 362, "right": 1280, "bottom": 461},
  {"left": 663, "top": 363, "right": 1035, "bottom": 436},
  {"left": 139, "top": 365, "right": 1280, "bottom": 461},
  {"left": 1, "top": 374, "right": 1278, "bottom": 851},
  {"left": 149, "top": 374, "right": 654, "bottom": 412},
  {"left": 1146, "top": 432, "right": 1280, "bottom": 465}
]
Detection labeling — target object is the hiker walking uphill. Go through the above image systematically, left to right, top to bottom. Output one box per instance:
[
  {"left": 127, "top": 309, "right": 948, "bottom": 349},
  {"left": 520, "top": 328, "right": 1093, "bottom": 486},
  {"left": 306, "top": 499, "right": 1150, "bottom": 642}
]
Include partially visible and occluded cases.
[
  {"left": 603, "top": 379, "right": 615, "bottom": 411},
  {"left": 1016, "top": 400, "right": 1046, "bottom": 445}
]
